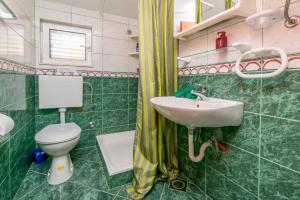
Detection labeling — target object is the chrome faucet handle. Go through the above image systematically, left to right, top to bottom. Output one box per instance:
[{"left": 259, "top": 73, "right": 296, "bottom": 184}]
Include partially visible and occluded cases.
[{"left": 190, "top": 90, "right": 209, "bottom": 101}]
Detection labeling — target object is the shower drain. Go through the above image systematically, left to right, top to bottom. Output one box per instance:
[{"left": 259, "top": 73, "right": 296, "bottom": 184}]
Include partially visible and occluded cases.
[{"left": 169, "top": 179, "right": 187, "bottom": 192}]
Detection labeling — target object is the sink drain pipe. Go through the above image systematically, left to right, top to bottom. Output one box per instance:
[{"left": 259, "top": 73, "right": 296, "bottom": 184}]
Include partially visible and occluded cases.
[{"left": 188, "top": 129, "right": 211, "bottom": 162}]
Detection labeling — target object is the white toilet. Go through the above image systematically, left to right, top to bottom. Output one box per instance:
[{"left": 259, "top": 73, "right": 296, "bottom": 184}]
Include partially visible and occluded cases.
[{"left": 35, "top": 75, "right": 83, "bottom": 185}]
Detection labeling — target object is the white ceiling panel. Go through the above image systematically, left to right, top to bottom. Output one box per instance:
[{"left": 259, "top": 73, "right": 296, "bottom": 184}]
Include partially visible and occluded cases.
[{"left": 44, "top": 0, "right": 138, "bottom": 18}]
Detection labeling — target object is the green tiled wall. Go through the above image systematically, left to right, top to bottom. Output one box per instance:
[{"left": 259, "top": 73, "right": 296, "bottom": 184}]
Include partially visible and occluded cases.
[
  {"left": 178, "top": 70, "right": 300, "bottom": 200},
  {"left": 0, "top": 71, "right": 36, "bottom": 200},
  {"left": 0, "top": 73, "right": 138, "bottom": 200},
  {"left": 35, "top": 76, "right": 138, "bottom": 150}
]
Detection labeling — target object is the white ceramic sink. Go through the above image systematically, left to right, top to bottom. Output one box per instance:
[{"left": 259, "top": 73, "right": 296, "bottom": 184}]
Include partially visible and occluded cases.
[{"left": 151, "top": 96, "right": 244, "bottom": 129}]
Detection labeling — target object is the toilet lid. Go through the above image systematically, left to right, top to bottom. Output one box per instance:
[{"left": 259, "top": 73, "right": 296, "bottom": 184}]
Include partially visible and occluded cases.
[{"left": 35, "top": 123, "right": 81, "bottom": 145}]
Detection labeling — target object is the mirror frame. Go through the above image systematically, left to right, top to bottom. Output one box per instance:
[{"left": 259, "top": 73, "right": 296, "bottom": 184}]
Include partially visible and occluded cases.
[{"left": 175, "top": 0, "right": 256, "bottom": 40}]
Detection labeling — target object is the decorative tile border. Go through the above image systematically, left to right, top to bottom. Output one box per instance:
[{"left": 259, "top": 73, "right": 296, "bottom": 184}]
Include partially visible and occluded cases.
[
  {"left": 178, "top": 54, "right": 300, "bottom": 76},
  {"left": 2, "top": 55, "right": 300, "bottom": 78},
  {"left": 0, "top": 58, "right": 139, "bottom": 77},
  {"left": 0, "top": 59, "right": 35, "bottom": 74},
  {"left": 35, "top": 68, "right": 139, "bottom": 77}
]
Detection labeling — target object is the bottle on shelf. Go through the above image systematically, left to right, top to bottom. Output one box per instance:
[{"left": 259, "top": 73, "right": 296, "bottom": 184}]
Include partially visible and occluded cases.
[{"left": 216, "top": 31, "right": 228, "bottom": 49}]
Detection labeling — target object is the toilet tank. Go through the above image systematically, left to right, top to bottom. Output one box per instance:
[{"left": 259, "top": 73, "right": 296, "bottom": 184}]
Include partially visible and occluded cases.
[{"left": 39, "top": 75, "right": 83, "bottom": 109}]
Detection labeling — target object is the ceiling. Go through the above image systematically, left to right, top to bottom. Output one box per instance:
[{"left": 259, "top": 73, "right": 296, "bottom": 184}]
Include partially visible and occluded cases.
[{"left": 46, "top": 0, "right": 138, "bottom": 18}]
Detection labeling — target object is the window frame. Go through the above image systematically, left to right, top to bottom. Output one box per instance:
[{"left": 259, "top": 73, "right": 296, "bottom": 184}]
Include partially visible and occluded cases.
[{"left": 40, "top": 21, "right": 92, "bottom": 67}]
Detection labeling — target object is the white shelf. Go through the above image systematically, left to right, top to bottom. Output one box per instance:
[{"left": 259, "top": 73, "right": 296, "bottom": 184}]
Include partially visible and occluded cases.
[
  {"left": 174, "top": 0, "right": 256, "bottom": 41},
  {"left": 129, "top": 35, "right": 139, "bottom": 41}
]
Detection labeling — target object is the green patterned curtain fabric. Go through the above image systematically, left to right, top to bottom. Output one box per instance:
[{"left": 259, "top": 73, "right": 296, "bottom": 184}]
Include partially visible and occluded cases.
[
  {"left": 126, "top": 0, "right": 179, "bottom": 199},
  {"left": 195, "top": 0, "right": 202, "bottom": 23},
  {"left": 226, "top": 0, "right": 234, "bottom": 10}
]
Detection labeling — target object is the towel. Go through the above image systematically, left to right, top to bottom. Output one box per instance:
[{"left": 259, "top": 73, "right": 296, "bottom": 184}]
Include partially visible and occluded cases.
[{"left": 174, "top": 86, "right": 198, "bottom": 100}]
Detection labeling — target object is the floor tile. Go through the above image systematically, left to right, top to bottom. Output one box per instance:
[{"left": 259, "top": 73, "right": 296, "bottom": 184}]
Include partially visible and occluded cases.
[
  {"left": 0, "top": 140, "right": 9, "bottom": 184},
  {"left": 70, "top": 146, "right": 101, "bottom": 163},
  {"left": 10, "top": 152, "right": 32, "bottom": 199},
  {"left": 69, "top": 158, "right": 109, "bottom": 190},
  {"left": 30, "top": 159, "right": 52, "bottom": 175},
  {"left": 14, "top": 171, "right": 46, "bottom": 199},
  {"left": 0, "top": 176, "right": 10, "bottom": 200},
  {"left": 20, "top": 182, "right": 79, "bottom": 200},
  {"left": 144, "top": 182, "right": 165, "bottom": 200},
  {"left": 161, "top": 182, "right": 206, "bottom": 200},
  {"left": 115, "top": 184, "right": 131, "bottom": 199},
  {"left": 65, "top": 185, "right": 115, "bottom": 200}
]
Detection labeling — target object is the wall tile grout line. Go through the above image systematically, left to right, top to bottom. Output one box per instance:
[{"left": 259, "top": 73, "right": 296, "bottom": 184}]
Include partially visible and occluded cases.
[
  {"left": 100, "top": 14, "right": 104, "bottom": 140},
  {"left": 257, "top": 19, "right": 264, "bottom": 197},
  {"left": 204, "top": 34, "right": 209, "bottom": 199},
  {"left": 257, "top": 56, "right": 263, "bottom": 199},
  {"left": 178, "top": 62, "right": 300, "bottom": 198},
  {"left": 0, "top": 96, "right": 36, "bottom": 111},
  {"left": 241, "top": 111, "right": 300, "bottom": 124},
  {"left": 244, "top": 111, "right": 261, "bottom": 116},
  {"left": 260, "top": 113, "right": 300, "bottom": 123},
  {"left": 178, "top": 122, "right": 300, "bottom": 198},
  {"left": 179, "top": 141, "right": 255, "bottom": 198},
  {"left": 222, "top": 141, "right": 300, "bottom": 175},
  {"left": 259, "top": 157, "right": 300, "bottom": 176},
  {"left": 206, "top": 165, "right": 259, "bottom": 199},
  {"left": 13, "top": 168, "right": 43, "bottom": 199},
  {"left": 28, "top": 169, "right": 48, "bottom": 176},
  {"left": 0, "top": 174, "right": 8, "bottom": 188},
  {"left": 186, "top": 177, "right": 207, "bottom": 197},
  {"left": 64, "top": 180, "right": 119, "bottom": 197},
  {"left": 159, "top": 183, "right": 166, "bottom": 200},
  {"left": 112, "top": 185, "right": 124, "bottom": 200},
  {"left": 63, "top": 187, "right": 78, "bottom": 200}
]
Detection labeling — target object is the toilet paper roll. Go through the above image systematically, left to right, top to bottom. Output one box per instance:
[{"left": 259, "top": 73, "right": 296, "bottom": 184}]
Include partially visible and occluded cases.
[{"left": 0, "top": 113, "right": 14, "bottom": 136}]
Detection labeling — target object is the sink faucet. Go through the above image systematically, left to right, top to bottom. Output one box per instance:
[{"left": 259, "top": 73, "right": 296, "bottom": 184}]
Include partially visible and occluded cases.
[{"left": 191, "top": 84, "right": 209, "bottom": 101}]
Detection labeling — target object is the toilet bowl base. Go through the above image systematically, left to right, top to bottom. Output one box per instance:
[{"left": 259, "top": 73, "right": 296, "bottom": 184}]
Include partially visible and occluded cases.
[{"left": 47, "top": 153, "right": 74, "bottom": 185}]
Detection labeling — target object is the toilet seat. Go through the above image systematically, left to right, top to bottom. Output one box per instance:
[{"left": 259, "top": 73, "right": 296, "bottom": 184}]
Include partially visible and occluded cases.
[{"left": 35, "top": 123, "right": 81, "bottom": 145}]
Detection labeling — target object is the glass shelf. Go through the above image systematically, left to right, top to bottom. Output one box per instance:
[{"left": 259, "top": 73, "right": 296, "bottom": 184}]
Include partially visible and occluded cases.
[{"left": 180, "top": 46, "right": 238, "bottom": 59}]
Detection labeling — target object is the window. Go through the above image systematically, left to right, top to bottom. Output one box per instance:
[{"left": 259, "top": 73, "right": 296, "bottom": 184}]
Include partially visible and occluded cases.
[{"left": 40, "top": 21, "right": 92, "bottom": 67}]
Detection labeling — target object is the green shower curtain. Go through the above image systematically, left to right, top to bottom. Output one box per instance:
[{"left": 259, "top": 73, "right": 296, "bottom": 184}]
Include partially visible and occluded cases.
[
  {"left": 126, "top": 0, "right": 179, "bottom": 199},
  {"left": 195, "top": 0, "right": 202, "bottom": 23},
  {"left": 226, "top": 0, "right": 234, "bottom": 10}
]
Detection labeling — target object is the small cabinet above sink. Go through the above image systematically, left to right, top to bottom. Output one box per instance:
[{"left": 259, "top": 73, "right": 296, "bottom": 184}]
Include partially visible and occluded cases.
[{"left": 151, "top": 96, "right": 244, "bottom": 129}]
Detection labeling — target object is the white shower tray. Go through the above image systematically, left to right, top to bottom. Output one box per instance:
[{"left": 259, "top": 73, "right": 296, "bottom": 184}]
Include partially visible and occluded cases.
[{"left": 96, "top": 130, "right": 135, "bottom": 176}]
